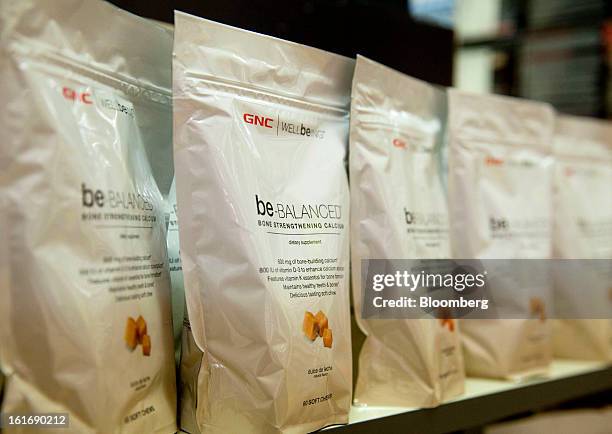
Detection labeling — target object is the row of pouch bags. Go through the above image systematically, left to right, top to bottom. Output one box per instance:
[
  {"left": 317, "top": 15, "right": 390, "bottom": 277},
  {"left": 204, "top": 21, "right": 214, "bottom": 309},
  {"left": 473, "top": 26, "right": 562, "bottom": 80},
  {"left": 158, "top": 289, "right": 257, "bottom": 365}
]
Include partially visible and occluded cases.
[{"left": 1, "top": 1, "right": 611, "bottom": 434}]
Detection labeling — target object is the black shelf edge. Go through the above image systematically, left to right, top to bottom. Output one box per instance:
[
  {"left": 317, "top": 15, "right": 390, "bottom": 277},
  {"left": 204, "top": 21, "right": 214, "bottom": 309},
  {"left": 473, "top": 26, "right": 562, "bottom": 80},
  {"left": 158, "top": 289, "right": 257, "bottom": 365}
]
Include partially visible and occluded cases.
[{"left": 328, "top": 363, "right": 612, "bottom": 433}]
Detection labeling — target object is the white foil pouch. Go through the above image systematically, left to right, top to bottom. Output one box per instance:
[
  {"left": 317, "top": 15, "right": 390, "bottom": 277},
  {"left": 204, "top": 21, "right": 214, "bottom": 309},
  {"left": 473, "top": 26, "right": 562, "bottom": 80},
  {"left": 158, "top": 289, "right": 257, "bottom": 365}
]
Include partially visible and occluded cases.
[
  {"left": 0, "top": 1, "right": 176, "bottom": 433},
  {"left": 173, "top": 12, "right": 353, "bottom": 434},
  {"left": 349, "top": 56, "right": 464, "bottom": 407},
  {"left": 448, "top": 90, "right": 554, "bottom": 380},
  {"left": 552, "top": 115, "right": 612, "bottom": 361},
  {"left": 168, "top": 176, "right": 205, "bottom": 433},
  {"left": 167, "top": 178, "right": 186, "bottom": 366}
]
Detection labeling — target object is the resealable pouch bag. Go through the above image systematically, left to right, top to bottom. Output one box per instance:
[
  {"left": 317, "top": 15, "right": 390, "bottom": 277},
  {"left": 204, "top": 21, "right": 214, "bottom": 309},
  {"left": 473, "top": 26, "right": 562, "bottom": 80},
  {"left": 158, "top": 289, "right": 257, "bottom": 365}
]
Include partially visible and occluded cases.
[
  {"left": 0, "top": 1, "right": 176, "bottom": 432},
  {"left": 173, "top": 12, "right": 353, "bottom": 434},
  {"left": 349, "top": 56, "right": 464, "bottom": 407},
  {"left": 448, "top": 90, "right": 555, "bottom": 380},
  {"left": 552, "top": 115, "right": 612, "bottom": 361},
  {"left": 168, "top": 176, "right": 205, "bottom": 432},
  {"left": 167, "top": 178, "right": 186, "bottom": 366}
]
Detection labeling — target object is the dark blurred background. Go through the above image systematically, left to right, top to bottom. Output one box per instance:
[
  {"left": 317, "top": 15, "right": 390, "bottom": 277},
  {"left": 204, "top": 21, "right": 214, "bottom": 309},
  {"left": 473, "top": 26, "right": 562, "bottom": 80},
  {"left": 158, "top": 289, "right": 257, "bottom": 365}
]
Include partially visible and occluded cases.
[
  {"left": 108, "top": 0, "right": 612, "bottom": 119},
  {"left": 109, "top": 0, "right": 454, "bottom": 87}
]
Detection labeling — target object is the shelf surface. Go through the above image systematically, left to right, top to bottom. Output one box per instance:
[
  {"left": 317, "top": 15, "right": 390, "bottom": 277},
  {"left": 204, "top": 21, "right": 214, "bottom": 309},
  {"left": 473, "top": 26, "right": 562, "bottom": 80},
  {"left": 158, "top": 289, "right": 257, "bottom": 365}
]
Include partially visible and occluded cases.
[
  {"left": 327, "top": 359, "right": 612, "bottom": 433},
  {"left": 178, "top": 360, "right": 611, "bottom": 433}
]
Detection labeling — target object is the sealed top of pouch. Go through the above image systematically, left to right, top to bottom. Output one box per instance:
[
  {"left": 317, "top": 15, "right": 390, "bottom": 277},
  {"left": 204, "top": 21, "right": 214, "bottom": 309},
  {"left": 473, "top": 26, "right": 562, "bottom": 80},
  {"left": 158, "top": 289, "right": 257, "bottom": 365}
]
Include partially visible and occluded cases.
[
  {"left": 1, "top": 0, "right": 172, "bottom": 95},
  {"left": 173, "top": 11, "right": 354, "bottom": 110},
  {"left": 352, "top": 54, "right": 446, "bottom": 122},
  {"left": 449, "top": 89, "right": 555, "bottom": 152},
  {"left": 555, "top": 115, "right": 612, "bottom": 161}
]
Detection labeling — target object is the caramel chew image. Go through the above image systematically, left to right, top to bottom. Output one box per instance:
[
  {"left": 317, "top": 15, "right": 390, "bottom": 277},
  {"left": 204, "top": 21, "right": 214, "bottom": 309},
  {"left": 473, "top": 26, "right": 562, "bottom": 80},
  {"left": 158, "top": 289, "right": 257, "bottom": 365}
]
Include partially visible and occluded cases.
[
  {"left": 530, "top": 297, "right": 546, "bottom": 322},
  {"left": 303, "top": 310, "right": 332, "bottom": 348},
  {"left": 303, "top": 311, "right": 318, "bottom": 341},
  {"left": 315, "top": 311, "right": 328, "bottom": 336},
  {"left": 124, "top": 315, "right": 151, "bottom": 356},
  {"left": 136, "top": 315, "right": 147, "bottom": 344},
  {"left": 124, "top": 317, "right": 138, "bottom": 350},
  {"left": 440, "top": 318, "right": 455, "bottom": 332},
  {"left": 323, "top": 328, "right": 333, "bottom": 348},
  {"left": 142, "top": 334, "right": 151, "bottom": 356}
]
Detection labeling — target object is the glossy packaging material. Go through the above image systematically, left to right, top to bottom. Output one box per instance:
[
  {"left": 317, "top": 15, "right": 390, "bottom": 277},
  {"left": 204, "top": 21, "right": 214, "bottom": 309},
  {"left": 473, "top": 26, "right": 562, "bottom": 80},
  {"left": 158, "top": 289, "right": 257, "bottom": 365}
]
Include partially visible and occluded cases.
[
  {"left": 0, "top": 1, "right": 176, "bottom": 432},
  {"left": 173, "top": 12, "right": 353, "bottom": 434},
  {"left": 349, "top": 56, "right": 465, "bottom": 407},
  {"left": 448, "top": 90, "right": 554, "bottom": 379},
  {"left": 552, "top": 115, "right": 612, "bottom": 361},
  {"left": 169, "top": 174, "right": 204, "bottom": 432},
  {"left": 167, "top": 179, "right": 186, "bottom": 365}
]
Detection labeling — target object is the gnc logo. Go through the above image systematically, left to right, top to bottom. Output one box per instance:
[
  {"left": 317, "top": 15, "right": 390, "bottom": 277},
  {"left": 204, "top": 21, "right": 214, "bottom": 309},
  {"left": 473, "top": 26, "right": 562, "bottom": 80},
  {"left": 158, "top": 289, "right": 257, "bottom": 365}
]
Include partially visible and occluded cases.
[
  {"left": 62, "top": 87, "right": 92, "bottom": 104},
  {"left": 243, "top": 113, "right": 273, "bottom": 129},
  {"left": 392, "top": 138, "right": 407, "bottom": 149},
  {"left": 485, "top": 156, "right": 504, "bottom": 166}
]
